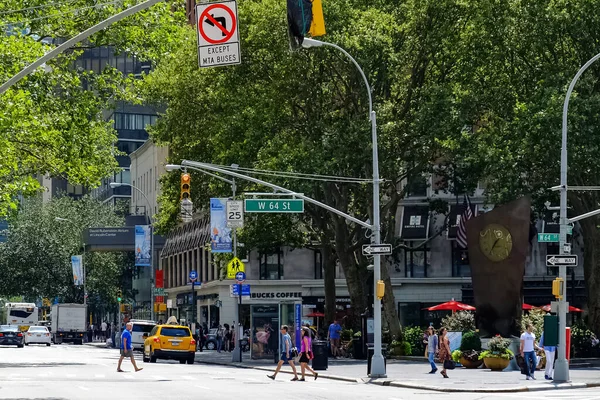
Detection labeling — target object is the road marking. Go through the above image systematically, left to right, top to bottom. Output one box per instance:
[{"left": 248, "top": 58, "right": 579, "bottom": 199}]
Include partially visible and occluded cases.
[
  {"left": 66, "top": 374, "right": 76, "bottom": 378},
  {"left": 95, "top": 374, "right": 105, "bottom": 379},
  {"left": 121, "top": 374, "right": 134, "bottom": 379},
  {"left": 182, "top": 375, "right": 195, "bottom": 380},
  {"left": 195, "top": 385, "right": 210, "bottom": 389},
  {"left": 78, "top": 386, "right": 89, "bottom": 391}
]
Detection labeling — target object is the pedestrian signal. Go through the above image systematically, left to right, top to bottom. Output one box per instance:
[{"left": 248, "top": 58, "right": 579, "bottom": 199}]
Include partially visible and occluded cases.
[{"left": 287, "top": 0, "right": 326, "bottom": 51}]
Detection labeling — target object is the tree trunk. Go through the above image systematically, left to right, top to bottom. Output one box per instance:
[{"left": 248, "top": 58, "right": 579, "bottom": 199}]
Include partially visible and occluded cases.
[
  {"left": 571, "top": 193, "right": 600, "bottom": 335},
  {"left": 322, "top": 234, "right": 337, "bottom": 327},
  {"left": 381, "top": 257, "right": 402, "bottom": 341}
]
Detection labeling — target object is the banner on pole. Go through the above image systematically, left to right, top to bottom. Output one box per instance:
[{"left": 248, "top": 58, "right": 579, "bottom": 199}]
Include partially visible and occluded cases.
[
  {"left": 210, "top": 198, "right": 232, "bottom": 253},
  {"left": 135, "top": 225, "right": 152, "bottom": 266},
  {"left": 71, "top": 255, "right": 84, "bottom": 286}
]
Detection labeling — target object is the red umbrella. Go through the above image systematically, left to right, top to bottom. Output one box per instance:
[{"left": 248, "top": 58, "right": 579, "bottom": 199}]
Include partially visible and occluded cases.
[
  {"left": 426, "top": 299, "right": 475, "bottom": 312},
  {"left": 522, "top": 303, "right": 537, "bottom": 310},
  {"left": 541, "top": 304, "right": 583, "bottom": 313},
  {"left": 306, "top": 312, "right": 325, "bottom": 317}
]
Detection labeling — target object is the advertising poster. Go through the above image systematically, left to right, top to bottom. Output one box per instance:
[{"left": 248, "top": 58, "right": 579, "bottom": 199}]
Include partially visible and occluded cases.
[
  {"left": 210, "top": 198, "right": 232, "bottom": 253},
  {"left": 135, "top": 225, "right": 151, "bottom": 266},
  {"left": 71, "top": 255, "right": 84, "bottom": 286},
  {"left": 295, "top": 303, "right": 302, "bottom": 349}
]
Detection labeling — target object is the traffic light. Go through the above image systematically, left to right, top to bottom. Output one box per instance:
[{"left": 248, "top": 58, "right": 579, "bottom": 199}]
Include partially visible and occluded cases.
[
  {"left": 287, "top": 0, "right": 326, "bottom": 51},
  {"left": 181, "top": 173, "right": 191, "bottom": 200},
  {"left": 376, "top": 280, "right": 385, "bottom": 300},
  {"left": 117, "top": 290, "right": 122, "bottom": 303}
]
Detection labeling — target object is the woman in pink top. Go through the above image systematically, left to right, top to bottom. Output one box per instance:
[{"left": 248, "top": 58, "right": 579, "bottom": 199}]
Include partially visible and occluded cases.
[{"left": 299, "top": 327, "right": 318, "bottom": 381}]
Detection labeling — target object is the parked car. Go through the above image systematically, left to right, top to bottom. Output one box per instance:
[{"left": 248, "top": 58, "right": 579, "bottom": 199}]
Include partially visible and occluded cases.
[
  {"left": 129, "top": 320, "right": 156, "bottom": 351},
  {"left": 0, "top": 325, "right": 24, "bottom": 347},
  {"left": 143, "top": 325, "right": 196, "bottom": 364},
  {"left": 25, "top": 326, "right": 51, "bottom": 346},
  {"left": 205, "top": 328, "right": 218, "bottom": 350}
]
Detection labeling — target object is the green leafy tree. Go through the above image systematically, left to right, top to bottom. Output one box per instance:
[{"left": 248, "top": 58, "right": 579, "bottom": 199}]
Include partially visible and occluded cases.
[{"left": 0, "top": 195, "right": 127, "bottom": 311}]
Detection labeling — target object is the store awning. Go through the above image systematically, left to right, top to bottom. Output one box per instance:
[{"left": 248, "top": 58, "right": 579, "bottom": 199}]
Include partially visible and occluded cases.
[
  {"left": 447, "top": 203, "right": 476, "bottom": 239},
  {"left": 400, "top": 206, "right": 430, "bottom": 240}
]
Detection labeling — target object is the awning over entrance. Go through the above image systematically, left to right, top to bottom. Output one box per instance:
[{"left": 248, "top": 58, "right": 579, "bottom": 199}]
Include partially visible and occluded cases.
[{"left": 400, "top": 206, "right": 430, "bottom": 240}]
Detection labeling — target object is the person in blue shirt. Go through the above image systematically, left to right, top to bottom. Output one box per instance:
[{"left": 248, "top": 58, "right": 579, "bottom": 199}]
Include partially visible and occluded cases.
[
  {"left": 328, "top": 319, "right": 342, "bottom": 358},
  {"left": 117, "top": 322, "right": 143, "bottom": 373},
  {"left": 267, "top": 325, "right": 299, "bottom": 381},
  {"left": 539, "top": 331, "right": 556, "bottom": 380}
]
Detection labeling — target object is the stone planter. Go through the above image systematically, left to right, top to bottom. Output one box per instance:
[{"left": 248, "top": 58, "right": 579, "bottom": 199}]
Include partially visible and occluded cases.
[
  {"left": 460, "top": 356, "right": 483, "bottom": 369},
  {"left": 483, "top": 357, "right": 510, "bottom": 371}
]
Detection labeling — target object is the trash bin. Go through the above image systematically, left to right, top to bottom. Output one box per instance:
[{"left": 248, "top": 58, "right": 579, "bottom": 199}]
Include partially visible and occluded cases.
[
  {"left": 354, "top": 336, "right": 365, "bottom": 359},
  {"left": 312, "top": 340, "right": 328, "bottom": 370},
  {"left": 367, "top": 346, "right": 387, "bottom": 375}
]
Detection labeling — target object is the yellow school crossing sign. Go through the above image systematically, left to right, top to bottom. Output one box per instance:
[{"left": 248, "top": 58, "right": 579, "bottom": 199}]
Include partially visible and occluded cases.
[{"left": 227, "top": 257, "right": 245, "bottom": 279}]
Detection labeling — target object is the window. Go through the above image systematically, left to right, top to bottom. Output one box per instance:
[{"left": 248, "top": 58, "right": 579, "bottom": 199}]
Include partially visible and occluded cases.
[
  {"left": 113, "top": 113, "right": 157, "bottom": 130},
  {"left": 405, "top": 174, "right": 428, "bottom": 197},
  {"left": 451, "top": 241, "right": 471, "bottom": 277},
  {"left": 404, "top": 246, "right": 430, "bottom": 277},
  {"left": 314, "top": 250, "right": 323, "bottom": 279},
  {"left": 259, "top": 251, "right": 283, "bottom": 280},
  {"left": 132, "top": 324, "right": 155, "bottom": 333},
  {"left": 160, "top": 327, "right": 190, "bottom": 337}
]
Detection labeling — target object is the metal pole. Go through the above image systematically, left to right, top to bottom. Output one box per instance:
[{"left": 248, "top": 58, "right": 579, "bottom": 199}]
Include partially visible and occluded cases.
[
  {"left": 0, "top": 0, "right": 164, "bottom": 95},
  {"left": 556, "top": 51, "right": 600, "bottom": 383},
  {"left": 231, "top": 178, "right": 243, "bottom": 363},
  {"left": 150, "top": 223, "right": 155, "bottom": 322},
  {"left": 83, "top": 244, "right": 87, "bottom": 307}
]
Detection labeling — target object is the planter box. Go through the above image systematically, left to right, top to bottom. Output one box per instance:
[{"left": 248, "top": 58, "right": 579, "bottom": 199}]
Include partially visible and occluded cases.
[
  {"left": 460, "top": 356, "right": 483, "bottom": 369},
  {"left": 483, "top": 357, "right": 510, "bottom": 371}
]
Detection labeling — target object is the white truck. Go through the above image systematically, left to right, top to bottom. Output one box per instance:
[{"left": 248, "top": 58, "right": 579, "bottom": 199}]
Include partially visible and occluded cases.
[{"left": 50, "top": 303, "right": 86, "bottom": 345}]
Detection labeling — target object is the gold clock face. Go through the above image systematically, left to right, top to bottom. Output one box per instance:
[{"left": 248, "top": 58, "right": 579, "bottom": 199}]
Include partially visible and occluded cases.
[{"left": 479, "top": 223, "right": 513, "bottom": 262}]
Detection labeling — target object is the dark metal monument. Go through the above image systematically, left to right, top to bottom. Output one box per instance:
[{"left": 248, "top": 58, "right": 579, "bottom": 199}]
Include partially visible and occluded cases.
[{"left": 466, "top": 197, "right": 531, "bottom": 337}]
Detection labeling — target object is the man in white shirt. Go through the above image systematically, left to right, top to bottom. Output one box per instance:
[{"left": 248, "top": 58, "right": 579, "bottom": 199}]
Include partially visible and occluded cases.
[
  {"left": 101, "top": 321, "right": 108, "bottom": 341},
  {"left": 520, "top": 324, "right": 538, "bottom": 380}
]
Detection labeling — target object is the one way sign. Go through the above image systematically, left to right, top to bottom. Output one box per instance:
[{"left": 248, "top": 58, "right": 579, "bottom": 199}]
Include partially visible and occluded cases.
[
  {"left": 362, "top": 244, "right": 393, "bottom": 256},
  {"left": 546, "top": 255, "right": 578, "bottom": 267}
]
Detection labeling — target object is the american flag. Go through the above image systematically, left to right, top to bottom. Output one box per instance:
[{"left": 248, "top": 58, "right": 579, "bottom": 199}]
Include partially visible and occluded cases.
[{"left": 456, "top": 195, "right": 473, "bottom": 249}]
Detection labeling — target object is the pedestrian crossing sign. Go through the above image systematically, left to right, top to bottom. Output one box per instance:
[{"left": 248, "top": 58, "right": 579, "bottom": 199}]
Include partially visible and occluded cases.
[{"left": 227, "top": 257, "right": 245, "bottom": 279}]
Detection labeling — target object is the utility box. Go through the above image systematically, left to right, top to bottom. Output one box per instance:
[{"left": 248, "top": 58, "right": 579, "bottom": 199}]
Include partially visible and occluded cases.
[{"left": 544, "top": 315, "right": 559, "bottom": 346}]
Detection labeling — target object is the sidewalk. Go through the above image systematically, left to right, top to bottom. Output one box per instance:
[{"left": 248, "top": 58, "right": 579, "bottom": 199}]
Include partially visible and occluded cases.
[{"left": 193, "top": 351, "right": 600, "bottom": 393}]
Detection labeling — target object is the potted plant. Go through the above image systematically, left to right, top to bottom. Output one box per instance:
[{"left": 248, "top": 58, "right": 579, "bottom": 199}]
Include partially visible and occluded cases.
[
  {"left": 457, "top": 331, "right": 483, "bottom": 369},
  {"left": 479, "top": 335, "right": 514, "bottom": 371}
]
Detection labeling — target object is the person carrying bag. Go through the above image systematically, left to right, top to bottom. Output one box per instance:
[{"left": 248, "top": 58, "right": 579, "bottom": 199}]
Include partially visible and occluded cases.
[{"left": 298, "top": 327, "right": 318, "bottom": 381}]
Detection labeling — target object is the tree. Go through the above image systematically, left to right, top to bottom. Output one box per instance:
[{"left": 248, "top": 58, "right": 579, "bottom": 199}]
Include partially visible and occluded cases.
[
  {"left": 0, "top": 0, "right": 187, "bottom": 214},
  {"left": 433, "top": 0, "right": 600, "bottom": 334},
  {"left": 0, "top": 195, "right": 126, "bottom": 310}
]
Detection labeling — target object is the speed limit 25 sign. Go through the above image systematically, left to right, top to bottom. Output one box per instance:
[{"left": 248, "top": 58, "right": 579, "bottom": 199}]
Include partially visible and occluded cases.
[{"left": 226, "top": 200, "right": 244, "bottom": 228}]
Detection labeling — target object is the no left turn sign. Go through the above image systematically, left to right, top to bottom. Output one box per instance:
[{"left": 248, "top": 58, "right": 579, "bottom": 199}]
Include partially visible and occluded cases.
[{"left": 196, "top": 0, "right": 241, "bottom": 68}]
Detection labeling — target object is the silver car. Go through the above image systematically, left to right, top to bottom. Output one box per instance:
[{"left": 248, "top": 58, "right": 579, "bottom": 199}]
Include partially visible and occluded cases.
[{"left": 25, "top": 326, "right": 51, "bottom": 346}]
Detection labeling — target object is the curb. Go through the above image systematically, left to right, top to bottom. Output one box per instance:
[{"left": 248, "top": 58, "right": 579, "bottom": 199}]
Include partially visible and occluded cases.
[
  {"left": 194, "top": 359, "right": 600, "bottom": 392},
  {"left": 194, "top": 359, "right": 359, "bottom": 383},
  {"left": 372, "top": 379, "right": 599, "bottom": 393}
]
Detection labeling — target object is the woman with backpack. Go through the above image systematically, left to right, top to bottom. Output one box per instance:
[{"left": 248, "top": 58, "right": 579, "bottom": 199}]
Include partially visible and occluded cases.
[{"left": 299, "top": 327, "right": 318, "bottom": 381}]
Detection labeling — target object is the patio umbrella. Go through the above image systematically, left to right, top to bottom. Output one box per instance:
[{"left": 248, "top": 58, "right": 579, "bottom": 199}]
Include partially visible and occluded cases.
[
  {"left": 426, "top": 299, "right": 476, "bottom": 312},
  {"left": 522, "top": 303, "right": 537, "bottom": 310},
  {"left": 540, "top": 304, "right": 583, "bottom": 313},
  {"left": 306, "top": 311, "right": 325, "bottom": 331}
]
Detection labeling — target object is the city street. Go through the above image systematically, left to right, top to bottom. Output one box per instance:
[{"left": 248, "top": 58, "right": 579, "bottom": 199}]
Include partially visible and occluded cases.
[{"left": 0, "top": 345, "right": 599, "bottom": 400}]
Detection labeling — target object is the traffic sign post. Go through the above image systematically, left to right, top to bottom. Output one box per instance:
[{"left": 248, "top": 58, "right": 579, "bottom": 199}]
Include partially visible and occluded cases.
[
  {"left": 195, "top": 1, "right": 241, "bottom": 68},
  {"left": 244, "top": 199, "right": 304, "bottom": 213},
  {"left": 227, "top": 200, "right": 244, "bottom": 228},
  {"left": 538, "top": 233, "right": 560, "bottom": 243},
  {"left": 362, "top": 244, "right": 392, "bottom": 256},
  {"left": 546, "top": 255, "right": 578, "bottom": 267},
  {"left": 227, "top": 257, "right": 245, "bottom": 279},
  {"left": 189, "top": 270, "right": 198, "bottom": 282},
  {"left": 189, "top": 270, "right": 198, "bottom": 327},
  {"left": 235, "top": 271, "right": 246, "bottom": 283},
  {"left": 231, "top": 284, "right": 250, "bottom": 297}
]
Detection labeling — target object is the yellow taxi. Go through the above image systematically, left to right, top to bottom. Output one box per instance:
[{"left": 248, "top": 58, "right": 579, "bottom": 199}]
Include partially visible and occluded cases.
[{"left": 142, "top": 324, "right": 196, "bottom": 364}]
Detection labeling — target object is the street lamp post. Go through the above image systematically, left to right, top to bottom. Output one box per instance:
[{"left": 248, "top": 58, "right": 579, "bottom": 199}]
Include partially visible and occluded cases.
[
  {"left": 300, "top": 38, "right": 385, "bottom": 377},
  {"left": 554, "top": 51, "right": 600, "bottom": 383},
  {"left": 110, "top": 182, "right": 155, "bottom": 321},
  {"left": 56, "top": 217, "right": 87, "bottom": 307}
]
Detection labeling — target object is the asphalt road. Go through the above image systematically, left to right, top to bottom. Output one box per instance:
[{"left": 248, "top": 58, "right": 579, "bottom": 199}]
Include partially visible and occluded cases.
[{"left": 0, "top": 344, "right": 599, "bottom": 400}]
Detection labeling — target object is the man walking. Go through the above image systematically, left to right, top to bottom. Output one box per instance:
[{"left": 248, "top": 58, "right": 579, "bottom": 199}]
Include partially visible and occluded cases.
[
  {"left": 327, "top": 319, "right": 342, "bottom": 358},
  {"left": 101, "top": 321, "right": 107, "bottom": 342},
  {"left": 117, "top": 322, "right": 143, "bottom": 373},
  {"left": 520, "top": 324, "right": 537, "bottom": 380},
  {"left": 267, "top": 325, "right": 299, "bottom": 381},
  {"left": 426, "top": 326, "right": 438, "bottom": 373},
  {"left": 539, "top": 331, "right": 555, "bottom": 380}
]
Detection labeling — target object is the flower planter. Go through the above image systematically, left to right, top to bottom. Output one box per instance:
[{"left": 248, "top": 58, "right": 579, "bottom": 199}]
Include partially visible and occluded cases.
[
  {"left": 460, "top": 356, "right": 483, "bottom": 369},
  {"left": 483, "top": 357, "right": 510, "bottom": 371}
]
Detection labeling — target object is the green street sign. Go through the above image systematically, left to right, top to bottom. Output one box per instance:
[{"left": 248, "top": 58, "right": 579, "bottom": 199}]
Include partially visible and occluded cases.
[
  {"left": 245, "top": 199, "right": 304, "bottom": 213},
  {"left": 538, "top": 233, "right": 559, "bottom": 242},
  {"left": 153, "top": 288, "right": 165, "bottom": 295}
]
